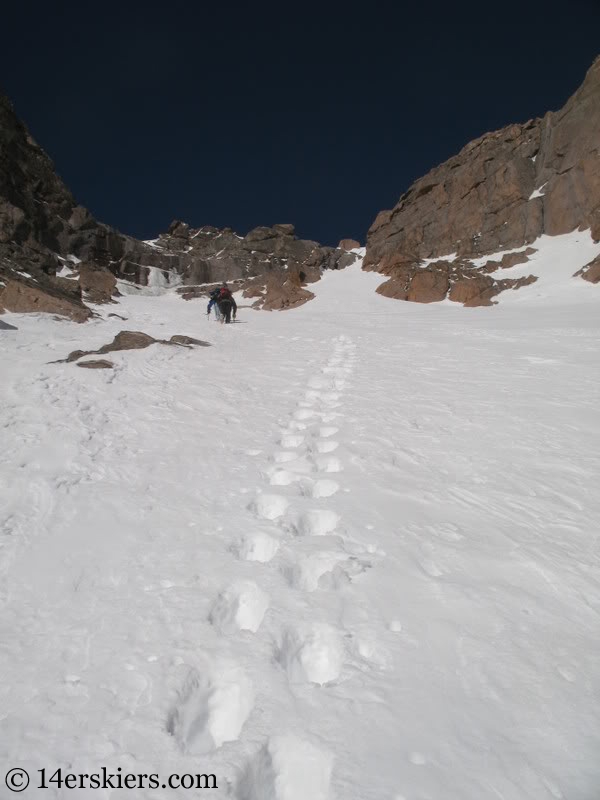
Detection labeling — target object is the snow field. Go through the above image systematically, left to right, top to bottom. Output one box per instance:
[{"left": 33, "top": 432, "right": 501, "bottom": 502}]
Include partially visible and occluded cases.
[
  {"left": 1, "top": 232, "right": 600, "bottom": 798},
  {"left": 230, "top": 333, "right": 362, "bottom": 794}
]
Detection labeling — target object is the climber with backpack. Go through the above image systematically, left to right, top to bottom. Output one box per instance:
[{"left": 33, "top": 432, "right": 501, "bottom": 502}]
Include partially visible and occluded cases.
[
  {"left": 217, "top": 282, "right": 237, "bottom": 324},
  {"left": 206, "top": 286, "right": 222, "bottom": 321}
]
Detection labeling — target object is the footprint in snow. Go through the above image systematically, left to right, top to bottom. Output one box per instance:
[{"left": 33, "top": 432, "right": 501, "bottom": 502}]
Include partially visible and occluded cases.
[
  {"left": 285, "top": 420, "right": 307, "bottom": 432},
  {"left": 318, "top": 426, "right": 339, "bottom": 438},
  {"left": 314, "top": 439, "right": 339, "bottom": 454},
  {"left": 272, "top": 450, "right": 299, "bottom": 463},
  {"left": 314, "top": 456, "right": 343, "bottom": 473},
  {"left": 287, "top": 457, "right": 315, "bottom": 475},
  {"left": 269, "top": 470, "right": 303, "bottom": 487},
  {"left": 311, "top": 479, "right": 340, "bottom": 499},
  {"left": 250, "top": 494, "right": 289, "bottom": 521},
  {"left": 293, "top": 508, "right": 340, "bottom": 537},
  {"left": 233, "top": 531, "right": 280, "bottom": 563},
  {"left": 283, "top": 550, "right": 349, "bottom": 592},
  {"left": 318, "top": 556, "right": 374, "bottom": 590},
  {"left": 209, "top": 580, "right": 269, "bottom": 634},
  {"left": 277, "top": 622, "right": 344, "bottom": 685},
  {"left": 167, "top": 662, "right": 254, "bottom": 754},
  {"left": 238, "top": 734, "right": 332, "bottom": 800}
]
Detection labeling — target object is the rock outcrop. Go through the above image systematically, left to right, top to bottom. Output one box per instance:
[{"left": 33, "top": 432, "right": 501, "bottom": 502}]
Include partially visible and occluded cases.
[
  {"left": 365, "top": 56, "right": 600, "bottom": 304},
  {"left": 0, "top": 90, "right": 138, "bottom": 317},
  {"left": 140, "top": 221, "right": 359, "bottom": 291},
  {"left": 338, "top": 238, "right": 361, "bottom": 251},
  {"left": 375, "top": 254, "right": 538, "bottom": 307},
  {"left": 575, "top": 254, "right": 600, "bottom": 284},
  {"left": 78, "top": 264, "right": 119, "bottom": 304},
  {"left": 243, "top": 268, "right": 316, "bottom": 311},
  {"left": 0, "top": 269, "right": 91, "bottom": 321},
  {"left": 59, "top": 330, "right": 210, "bottom": 364},
  {"left": 77, "top": 359, "right": 114, "bottom": 369}
]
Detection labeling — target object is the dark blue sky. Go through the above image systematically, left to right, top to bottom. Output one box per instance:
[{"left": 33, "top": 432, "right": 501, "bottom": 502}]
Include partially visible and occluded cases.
[{"left": 2, "top": 1, "right": 599, "bottom": 246}]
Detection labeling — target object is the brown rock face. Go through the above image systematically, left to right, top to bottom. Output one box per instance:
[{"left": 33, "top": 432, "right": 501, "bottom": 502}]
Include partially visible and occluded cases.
[
  {"left": 365, "top": 56, "right": 600, "bottom": 305},
  {"left": 539, "top": 59, "right": 600, "bottom": 236},
  {"left": 0, "top": 91, "right": 135, "bottom": 314},
  {"left": 0, "top": 93, "right": 80, "bottom": 252},
  {"left": 365, "top": 120, "right": 542, "bottom": 266},
  {"left": 146, "top": 222, "right": 358, "bottom": 291},
  {"left": 273, "top": 224, "right": 295, "bottom": 236},
  {"left": 338, "top": 239, "right": 360, "bottom": 251},
  {"left": 480, "top": 248, "right": 536, "bottom": 273},
  {"left": 375, "top": 253, "right": 538, "bottom": 307},
  {"left": 575, "top": 254, "right": 600, "bottom": 283},
  {"left": 78, "top": 264, "right": 118, "bottom": 304},
  {"left": 407, "top": 266, "right": 449, "bottom": 303},
  {"left": 244, "top": 269, "right": 315, "bottom": 311},
  {"left": 448, "top": 275, "right": 499, "bottom": 306},
  {"left": 0, "top": 277, "right": 91, "bottom": 321},
  {"left": 177, "top": 278, "right": 245, "bottom": 301},
  {"left": 97, "top": 331, "right": 157, "bottom": 353},
  {"left": 168, "top": 335, "right": 211, "bottom": 346}
]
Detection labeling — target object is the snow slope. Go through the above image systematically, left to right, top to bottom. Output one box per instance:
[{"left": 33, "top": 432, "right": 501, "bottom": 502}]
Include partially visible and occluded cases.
[
  {"left": 486, "top": 229, "right": 600, "bottom": 305},
  {"left": 1, "top": 235, "right": 599, "bottom": 799}
]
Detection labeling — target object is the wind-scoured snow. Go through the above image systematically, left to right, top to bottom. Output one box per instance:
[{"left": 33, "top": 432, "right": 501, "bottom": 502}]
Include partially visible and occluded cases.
[{"left": 1, "top": 233, "right": 599, "bottom": 799}]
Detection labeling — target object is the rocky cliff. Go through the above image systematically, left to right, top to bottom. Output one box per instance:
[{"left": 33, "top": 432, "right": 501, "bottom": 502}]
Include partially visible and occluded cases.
[
  {"left": 2, "top": 55, "right": 599, "bottom": 319},
  {"left": 364, "top": 56, "right": 600, "bottom": 304},
  {"left": 0, "top": 90, "right": 139, "bottom": 319},
  {"left": 0, "top": 91, "right": 359, "bottom": 319},
  {"left": 134, "top": 220, "right": 359, "bottom": 310}
]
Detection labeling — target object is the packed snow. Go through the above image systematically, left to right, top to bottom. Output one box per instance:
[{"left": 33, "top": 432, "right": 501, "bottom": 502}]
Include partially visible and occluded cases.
[
  {"left": 529, "top": 183, "right": 547, "bottom": 200},
  {"left": 1, "top": 233, "right": 599, "bottom": 799}
]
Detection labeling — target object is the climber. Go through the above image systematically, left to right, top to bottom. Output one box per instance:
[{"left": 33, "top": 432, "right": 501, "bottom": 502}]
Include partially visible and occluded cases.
[
  {"left": 217, "top": 282, "right": 237, "bottom": 324},
  {"left": 206, "top": 286, "right": 222, "bottom": 321}
]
